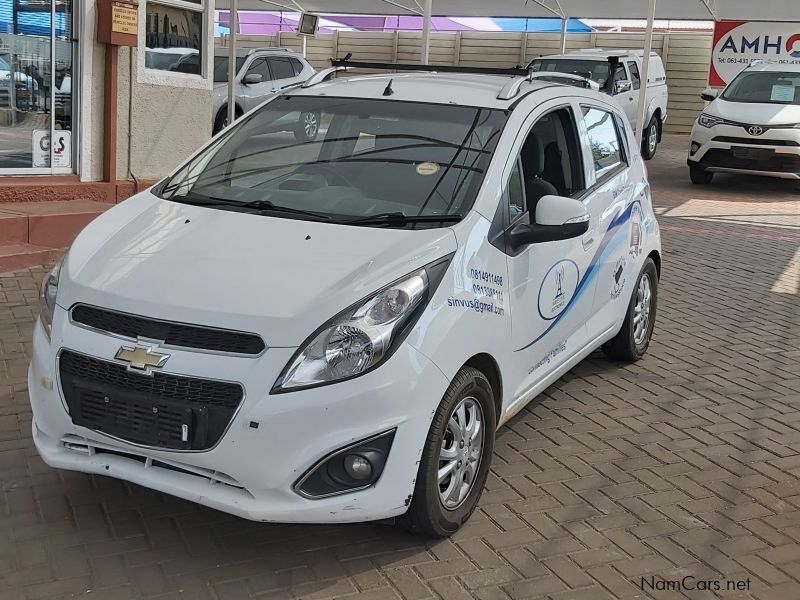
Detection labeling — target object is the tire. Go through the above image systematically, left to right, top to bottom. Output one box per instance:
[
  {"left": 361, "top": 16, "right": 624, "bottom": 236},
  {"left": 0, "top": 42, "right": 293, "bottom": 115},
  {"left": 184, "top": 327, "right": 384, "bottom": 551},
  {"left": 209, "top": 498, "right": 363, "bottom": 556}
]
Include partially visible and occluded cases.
[
  {"left": 213, "top": 106, "right": 242, "bottom": 135},
  {"left": 294, "top": 111, "right": 320, "bottom": 142},
  {"left": 641, "top": 117, "right": 659, "bottom": 160},
  {"left": 689, "top": 164, "right": 713, "bottom": 185},
  {"left": 603, "top": 258, "right": 658, "bottom": 362},
  {"left": 399, "top": 367, "right": 496, "bottom": 538}
]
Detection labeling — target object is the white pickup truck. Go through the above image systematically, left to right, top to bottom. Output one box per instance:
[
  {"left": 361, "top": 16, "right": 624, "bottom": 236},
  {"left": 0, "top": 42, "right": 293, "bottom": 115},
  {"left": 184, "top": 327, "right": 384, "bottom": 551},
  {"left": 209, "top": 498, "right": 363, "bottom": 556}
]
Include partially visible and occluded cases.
[{"left": 529, "top": 49, "right": 669, "bottom": 159}]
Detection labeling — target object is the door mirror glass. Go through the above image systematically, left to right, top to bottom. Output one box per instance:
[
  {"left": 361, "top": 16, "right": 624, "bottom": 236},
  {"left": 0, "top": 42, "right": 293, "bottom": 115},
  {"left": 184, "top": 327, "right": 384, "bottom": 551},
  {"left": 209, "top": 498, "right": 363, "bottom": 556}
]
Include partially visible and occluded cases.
[
  {"left": 243, "top": 73, "right": 263, "bottom": 85},
  {"left": 615, "top": 79, "right": 632, "bottom": 94},
  {"left": 700, "top": 88, "right": 718, "bottom": 102}
]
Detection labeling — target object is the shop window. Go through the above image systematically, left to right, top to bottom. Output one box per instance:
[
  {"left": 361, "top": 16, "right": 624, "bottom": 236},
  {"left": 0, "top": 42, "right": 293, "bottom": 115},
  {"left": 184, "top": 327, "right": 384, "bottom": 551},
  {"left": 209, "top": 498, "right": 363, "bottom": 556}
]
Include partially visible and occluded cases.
[
  {"left": 0, "top": 0, "right": 76, "bottom": 173},
  {"left": 145, "top": 0, "right": 204, "bottom": 76}
]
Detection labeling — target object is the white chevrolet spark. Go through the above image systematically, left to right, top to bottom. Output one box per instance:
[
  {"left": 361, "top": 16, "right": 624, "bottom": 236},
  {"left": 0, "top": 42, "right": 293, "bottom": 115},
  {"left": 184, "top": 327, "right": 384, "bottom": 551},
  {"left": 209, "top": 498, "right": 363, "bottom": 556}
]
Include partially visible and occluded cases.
[{"left": 30, "top": 65, "right": 661, "bottom": 537}]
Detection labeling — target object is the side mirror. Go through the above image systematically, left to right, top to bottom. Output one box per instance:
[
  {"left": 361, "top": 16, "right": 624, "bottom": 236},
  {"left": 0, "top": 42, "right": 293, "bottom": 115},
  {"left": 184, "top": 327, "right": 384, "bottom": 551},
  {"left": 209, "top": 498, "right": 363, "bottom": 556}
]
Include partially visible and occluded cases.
[
  {"left": 243, "top": 73, "right": 263, "bottom": 85},
  {"left": 614, "top": 79, "right": 632, "bottom": 94},
  {"left": 700, "top": 88, "right": 718, "bottom": 102},
  {"left": 507, "top": 196, "right": 589, "bottom": 250}
]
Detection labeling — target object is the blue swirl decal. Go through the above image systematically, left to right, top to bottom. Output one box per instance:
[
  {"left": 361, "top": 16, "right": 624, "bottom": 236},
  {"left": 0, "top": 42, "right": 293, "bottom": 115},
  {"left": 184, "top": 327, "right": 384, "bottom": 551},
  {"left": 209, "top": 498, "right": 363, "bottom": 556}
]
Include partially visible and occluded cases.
[{"left": 514, "top": 200, "right": 641, "bottom": 353}]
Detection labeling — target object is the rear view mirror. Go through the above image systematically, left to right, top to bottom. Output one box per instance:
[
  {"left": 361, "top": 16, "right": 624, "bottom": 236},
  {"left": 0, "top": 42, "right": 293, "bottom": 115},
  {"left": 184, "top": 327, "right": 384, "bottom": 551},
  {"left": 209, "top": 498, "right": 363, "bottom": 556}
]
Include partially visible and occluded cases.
[
  {"left": 243, "top": 73, "right": 263, "bottom": 85},
  {"left": 615, "top": 79, "right": 632, "bottom": 94},
  {"left": 700, "top": 88, "right": 718, "bottom": 102},
  {"left": 507, "top": 195, "right": 589, "bottom": 250}
]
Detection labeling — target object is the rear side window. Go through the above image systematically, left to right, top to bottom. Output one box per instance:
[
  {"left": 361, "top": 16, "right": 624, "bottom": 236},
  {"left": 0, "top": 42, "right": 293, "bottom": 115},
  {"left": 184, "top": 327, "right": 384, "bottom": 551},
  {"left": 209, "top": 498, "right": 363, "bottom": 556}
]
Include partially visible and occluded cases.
[
  {"left": 269, "top": 57, "right": 295, "bottom": 80},
  {"left": 628, "top": 62, "right": 641, "bottom": 90},
  {"left": 582, "top": 106, "right": 625, "bottom": 179}
]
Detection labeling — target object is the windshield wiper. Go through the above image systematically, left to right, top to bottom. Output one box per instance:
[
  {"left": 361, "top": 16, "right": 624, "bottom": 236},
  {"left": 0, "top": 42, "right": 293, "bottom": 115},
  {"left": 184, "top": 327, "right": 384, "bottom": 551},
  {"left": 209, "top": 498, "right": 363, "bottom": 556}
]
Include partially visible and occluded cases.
[
  {"left": 168, "top": 195, "right": 332, "bottom": 220},
  {"left": 340, "top": 212, "right": 463, "bottom": 226}
]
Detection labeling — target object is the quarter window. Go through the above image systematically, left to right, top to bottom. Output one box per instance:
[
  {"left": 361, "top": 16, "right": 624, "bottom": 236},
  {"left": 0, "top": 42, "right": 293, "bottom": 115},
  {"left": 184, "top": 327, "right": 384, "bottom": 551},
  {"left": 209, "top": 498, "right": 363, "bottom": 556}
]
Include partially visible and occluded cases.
[
  {"left": 289, "top": 58, "right": 305, "bottom": 76},
  {"left": 582, "top": 107, "right": 625, "bottom": 178},
  {"left": 507, "top": 159, "right": 525, "bottom": 221}
]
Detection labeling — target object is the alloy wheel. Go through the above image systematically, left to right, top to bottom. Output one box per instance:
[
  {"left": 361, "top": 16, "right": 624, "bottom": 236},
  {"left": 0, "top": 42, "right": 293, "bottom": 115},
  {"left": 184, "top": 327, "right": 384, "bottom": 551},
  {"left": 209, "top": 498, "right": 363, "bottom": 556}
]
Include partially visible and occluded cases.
[
  {"left": 633, "top": 273, "right": 653, "bottom": 346},
  {"left": 438, "top": 396, "right": 484, "bottom": 510}
]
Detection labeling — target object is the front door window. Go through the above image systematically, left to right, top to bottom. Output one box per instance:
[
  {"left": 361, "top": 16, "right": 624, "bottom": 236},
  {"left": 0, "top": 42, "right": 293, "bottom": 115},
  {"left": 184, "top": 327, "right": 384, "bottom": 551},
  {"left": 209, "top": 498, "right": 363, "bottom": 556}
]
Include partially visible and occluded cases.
[{"left": 0, "top": 0, "right": 74, "bottom": 173}]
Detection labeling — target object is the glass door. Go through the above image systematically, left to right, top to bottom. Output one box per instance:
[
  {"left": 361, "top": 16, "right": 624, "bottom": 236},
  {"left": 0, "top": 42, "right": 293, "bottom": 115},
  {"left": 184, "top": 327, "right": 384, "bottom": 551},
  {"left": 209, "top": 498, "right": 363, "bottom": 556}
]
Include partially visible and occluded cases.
[{"left": 0, "top": 0, "right": 74, "bottom": 174}]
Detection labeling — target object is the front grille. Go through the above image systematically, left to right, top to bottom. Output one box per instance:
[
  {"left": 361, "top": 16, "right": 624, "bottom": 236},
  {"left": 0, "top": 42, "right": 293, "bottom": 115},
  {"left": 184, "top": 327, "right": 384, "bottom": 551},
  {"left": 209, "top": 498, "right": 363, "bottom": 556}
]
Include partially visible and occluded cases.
[
  {"left": 713, "top": 136, "right": 800, "bottom": 147},
  {"left": 702, "top": 149, "right": 800, "bottom": 174},
  {"left": 71, "top": 305, "right": 265, "bottom": 355},
  {"left": 59, "top": 350, "right": 244, "bottom": 450}
]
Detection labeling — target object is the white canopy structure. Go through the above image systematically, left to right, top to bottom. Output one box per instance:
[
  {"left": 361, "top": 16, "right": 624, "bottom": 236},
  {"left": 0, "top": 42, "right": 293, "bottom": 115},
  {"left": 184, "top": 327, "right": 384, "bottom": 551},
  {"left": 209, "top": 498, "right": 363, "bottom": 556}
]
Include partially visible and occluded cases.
[{"left": 217, "top": 0, "right": 796, "bottom": 144}]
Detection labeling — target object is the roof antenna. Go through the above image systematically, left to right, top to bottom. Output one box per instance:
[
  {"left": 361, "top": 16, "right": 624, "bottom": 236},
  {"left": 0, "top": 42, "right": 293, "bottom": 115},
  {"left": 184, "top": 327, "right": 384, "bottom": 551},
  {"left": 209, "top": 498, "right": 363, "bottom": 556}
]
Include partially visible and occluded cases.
[{"left": 383, "top": 79, "right": 395, "bottom": 96}]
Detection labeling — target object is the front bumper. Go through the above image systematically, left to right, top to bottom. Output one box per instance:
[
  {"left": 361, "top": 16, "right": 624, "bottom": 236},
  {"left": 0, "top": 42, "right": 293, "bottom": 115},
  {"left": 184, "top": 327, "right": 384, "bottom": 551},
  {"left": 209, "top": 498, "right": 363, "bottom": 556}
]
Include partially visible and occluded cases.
[
  {"left": 688, "top": 123, "right": 800, "bottom": 179},
  {"left": 29, "top": 310, "right": 451, "bottom": 523}
]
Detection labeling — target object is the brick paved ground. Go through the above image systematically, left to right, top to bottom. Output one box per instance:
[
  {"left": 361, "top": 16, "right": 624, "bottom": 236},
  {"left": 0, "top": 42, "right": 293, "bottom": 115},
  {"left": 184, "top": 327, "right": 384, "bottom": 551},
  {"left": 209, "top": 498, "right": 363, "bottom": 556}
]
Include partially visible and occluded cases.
[{"left": 1, "top": 135, "right": 799, "bottom": 600}]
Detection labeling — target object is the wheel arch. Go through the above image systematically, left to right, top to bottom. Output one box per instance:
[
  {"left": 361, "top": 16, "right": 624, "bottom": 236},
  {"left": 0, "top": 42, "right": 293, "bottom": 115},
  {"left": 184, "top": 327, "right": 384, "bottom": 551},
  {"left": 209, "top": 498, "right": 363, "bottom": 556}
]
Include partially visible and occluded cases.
[
  {"left": 647, "top": 249, "right": 662, "bottom": 279},
  {"left": 462, "top": 353, "right": 503, "bottom": 427}
]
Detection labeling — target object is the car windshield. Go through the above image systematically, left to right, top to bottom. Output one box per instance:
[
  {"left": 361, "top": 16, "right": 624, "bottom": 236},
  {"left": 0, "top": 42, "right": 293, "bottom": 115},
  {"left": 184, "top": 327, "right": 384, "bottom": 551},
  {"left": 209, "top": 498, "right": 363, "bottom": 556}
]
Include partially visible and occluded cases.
[
  {"left": 214, "top": 56, "right": 247, "bottom": 83},
  {"left": 530, "top": 58, "right": 611, "bottom": 87},
  {"left": 722, "top": 70, "right": 800, "bottom": 105},
  {"left": 159, "top": 96, "right": 507, "bottom": 228}
]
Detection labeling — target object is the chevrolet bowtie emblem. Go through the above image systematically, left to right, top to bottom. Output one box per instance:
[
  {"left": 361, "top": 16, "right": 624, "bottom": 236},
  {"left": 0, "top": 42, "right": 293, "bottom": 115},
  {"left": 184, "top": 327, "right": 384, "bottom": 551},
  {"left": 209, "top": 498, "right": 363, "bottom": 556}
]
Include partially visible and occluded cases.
[{"left": 115, "top": 344, "right": 170, "bottom": 374}]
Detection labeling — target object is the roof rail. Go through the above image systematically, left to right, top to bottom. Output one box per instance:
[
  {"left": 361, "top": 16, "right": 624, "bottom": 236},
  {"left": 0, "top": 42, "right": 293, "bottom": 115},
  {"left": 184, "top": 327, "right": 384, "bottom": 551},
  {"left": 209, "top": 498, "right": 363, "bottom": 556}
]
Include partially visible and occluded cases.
[
  {"left": 247, "top": 46, "right": 294, "bottom": 55},
  {"left": 329, "top": 56, "right": 528, "bottom": 77},
  {"left": 301, "top": 66, "right": 347, "bottom": 88}
]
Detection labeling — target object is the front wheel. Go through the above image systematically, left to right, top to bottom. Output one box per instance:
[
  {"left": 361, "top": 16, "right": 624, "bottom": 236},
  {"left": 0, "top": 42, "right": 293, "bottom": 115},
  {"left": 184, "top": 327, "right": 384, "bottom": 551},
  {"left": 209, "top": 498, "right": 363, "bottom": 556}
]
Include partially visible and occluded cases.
[
  {"left": 294, "top": 111, "right": 320, "bottom": 142},
  {"left": 641, "top": 117, "right": 659, "bottom": 160},
  {"left": 603, "top": 258, "right": 658, "bottom": 362},
  {"left": 399, "top": 367, "right": 496, "bottom": 538}
]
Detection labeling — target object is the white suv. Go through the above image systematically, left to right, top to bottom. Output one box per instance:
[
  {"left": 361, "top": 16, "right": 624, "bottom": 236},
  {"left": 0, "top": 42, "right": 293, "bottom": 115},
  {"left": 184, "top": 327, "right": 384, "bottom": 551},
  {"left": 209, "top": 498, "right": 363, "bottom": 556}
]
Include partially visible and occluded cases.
[
  {"left": 212, "top": 47, "right": 316, "bottom": 135},
  {"left": 688, "top": 63, "right": 800, "bottom": 185},
  {"left": 30, "top": 66, "right": 661, "bottom": 537}
]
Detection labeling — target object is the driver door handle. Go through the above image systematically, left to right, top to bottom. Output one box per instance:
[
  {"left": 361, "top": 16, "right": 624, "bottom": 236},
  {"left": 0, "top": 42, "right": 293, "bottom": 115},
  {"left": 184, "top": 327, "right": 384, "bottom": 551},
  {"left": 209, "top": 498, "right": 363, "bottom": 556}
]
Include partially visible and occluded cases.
[{"left": 582, "top": 229, "right": 595, "bottom": 251}]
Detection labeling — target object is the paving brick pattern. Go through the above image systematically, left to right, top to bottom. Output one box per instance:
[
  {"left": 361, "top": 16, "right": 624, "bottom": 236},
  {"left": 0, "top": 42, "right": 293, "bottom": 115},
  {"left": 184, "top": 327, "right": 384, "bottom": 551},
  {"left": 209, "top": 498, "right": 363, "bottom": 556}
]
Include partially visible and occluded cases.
[{"left": 1, "top": 136, "right": 799, "bottom": 599}]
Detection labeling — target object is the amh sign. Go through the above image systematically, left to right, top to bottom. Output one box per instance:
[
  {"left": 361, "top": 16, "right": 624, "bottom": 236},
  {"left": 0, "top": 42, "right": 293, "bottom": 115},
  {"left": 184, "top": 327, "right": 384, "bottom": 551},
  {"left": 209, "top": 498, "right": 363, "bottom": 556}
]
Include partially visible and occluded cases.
[{"left": 710, "top": 21, "right": 800, "bottom": 87}]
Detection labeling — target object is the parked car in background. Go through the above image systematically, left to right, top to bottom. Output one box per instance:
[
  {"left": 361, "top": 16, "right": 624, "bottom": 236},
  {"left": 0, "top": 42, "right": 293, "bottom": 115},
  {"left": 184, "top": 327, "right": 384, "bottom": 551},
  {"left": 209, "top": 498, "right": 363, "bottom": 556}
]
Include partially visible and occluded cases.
[
  {"left": 212, "top": 47, "right": 316, "bottom": 136},
  {"left": 529, "top": 49, "right": 669, "bottom": 159},
  {"left": 687, "top": 62, "right": 800, "bottom": 186},
  {"left": 29, "top": 65, "right": 661, "bottom": 537}
]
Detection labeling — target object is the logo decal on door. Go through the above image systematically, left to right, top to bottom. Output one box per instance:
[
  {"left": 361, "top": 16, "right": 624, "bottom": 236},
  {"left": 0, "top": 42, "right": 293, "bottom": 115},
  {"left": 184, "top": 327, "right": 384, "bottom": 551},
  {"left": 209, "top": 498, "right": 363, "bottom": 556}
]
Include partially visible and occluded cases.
[{"left": 538, "top": 260, "right": 579, "bottom": 320}]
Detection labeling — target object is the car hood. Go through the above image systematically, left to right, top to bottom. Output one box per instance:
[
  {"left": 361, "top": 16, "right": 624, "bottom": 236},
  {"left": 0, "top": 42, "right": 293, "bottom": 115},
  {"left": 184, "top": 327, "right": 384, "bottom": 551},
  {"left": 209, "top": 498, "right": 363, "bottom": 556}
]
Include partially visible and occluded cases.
[
  {"left": 708, "top": 98, "right": 800, "bottom": 126},
  {"left": 59, "top": 192, "right": 456, "bottom": 347}
]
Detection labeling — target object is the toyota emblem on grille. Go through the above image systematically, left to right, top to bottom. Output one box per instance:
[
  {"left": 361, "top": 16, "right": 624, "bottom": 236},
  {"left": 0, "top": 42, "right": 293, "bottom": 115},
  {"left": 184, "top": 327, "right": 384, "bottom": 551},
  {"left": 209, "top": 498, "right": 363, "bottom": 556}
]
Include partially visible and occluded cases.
[
  {"left": 748, "top": 125, "right": 764, "bottom": 136},
  {"left": 115, "top": 344, "right": 170, "bottom": 374}
]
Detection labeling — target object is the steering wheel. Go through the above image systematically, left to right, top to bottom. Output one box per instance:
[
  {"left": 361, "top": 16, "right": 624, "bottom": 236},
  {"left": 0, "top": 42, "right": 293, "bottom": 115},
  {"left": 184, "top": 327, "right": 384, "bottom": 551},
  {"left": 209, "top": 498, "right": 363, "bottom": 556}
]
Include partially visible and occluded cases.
[{"left": 297, "top": 162, "right": 356, "bottom": 188}]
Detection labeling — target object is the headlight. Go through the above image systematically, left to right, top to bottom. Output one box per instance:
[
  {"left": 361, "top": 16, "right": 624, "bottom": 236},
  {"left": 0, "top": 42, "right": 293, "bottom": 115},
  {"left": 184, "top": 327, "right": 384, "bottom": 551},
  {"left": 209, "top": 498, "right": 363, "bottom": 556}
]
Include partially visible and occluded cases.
[
  {"left": 698, "top": 113, "right": 724, "bottom": 128},
  {"left": 39, "top": 255, "right": 65, "bottom": 340},
  {"left": 272, "top": 257, "right": 451, "bottom": 393}
]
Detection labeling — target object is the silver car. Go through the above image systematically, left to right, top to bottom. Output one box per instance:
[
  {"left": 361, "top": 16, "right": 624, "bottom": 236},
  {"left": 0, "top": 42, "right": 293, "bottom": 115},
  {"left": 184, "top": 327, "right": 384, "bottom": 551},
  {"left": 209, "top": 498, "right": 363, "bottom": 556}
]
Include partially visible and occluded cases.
[{"left": 212, "top": 48, "right": 317, "bottom": 137}]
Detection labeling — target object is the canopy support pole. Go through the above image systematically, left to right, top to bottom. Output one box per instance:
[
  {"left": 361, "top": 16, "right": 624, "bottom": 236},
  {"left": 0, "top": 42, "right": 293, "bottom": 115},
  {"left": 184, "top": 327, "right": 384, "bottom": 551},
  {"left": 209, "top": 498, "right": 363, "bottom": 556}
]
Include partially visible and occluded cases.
[
  {"left": 227, "top": 0, "right": 239, "bottom": 128},
  {"left": 421, "top": 0, "right": 432, "bottom": 64},
  {"left": 635, "top": 0, "right": 656, "bottom": 148},
  {"left": 559, "top": 17, "right": 568, "bottom": 53}
]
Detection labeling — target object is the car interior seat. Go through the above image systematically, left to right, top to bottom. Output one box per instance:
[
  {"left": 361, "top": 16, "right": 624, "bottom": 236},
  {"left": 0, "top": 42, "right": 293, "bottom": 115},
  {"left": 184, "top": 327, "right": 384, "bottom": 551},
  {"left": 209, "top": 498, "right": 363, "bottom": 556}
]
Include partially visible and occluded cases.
[{"left": 521, "top": 133, "right": 559, "bottom": 216}]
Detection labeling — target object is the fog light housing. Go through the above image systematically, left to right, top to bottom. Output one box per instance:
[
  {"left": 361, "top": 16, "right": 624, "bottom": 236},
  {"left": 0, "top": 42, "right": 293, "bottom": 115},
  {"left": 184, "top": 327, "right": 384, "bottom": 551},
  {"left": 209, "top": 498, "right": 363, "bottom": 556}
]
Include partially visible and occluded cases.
[
  {"left": 690, "top": 142, "right": 700, "bottom": 155},
  {"left": 294, "top": 429, "right": 395, "bottom": 499}
]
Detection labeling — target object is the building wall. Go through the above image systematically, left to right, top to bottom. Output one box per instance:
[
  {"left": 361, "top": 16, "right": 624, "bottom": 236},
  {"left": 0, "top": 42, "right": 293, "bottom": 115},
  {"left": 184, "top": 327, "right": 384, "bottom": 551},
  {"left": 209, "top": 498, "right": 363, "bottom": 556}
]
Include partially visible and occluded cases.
[
  {"left": 80, "top": 0, "right": 214, "bottom": 184},
  {"left": 221, "top": 30, "right": 713, "bottom": 134}
]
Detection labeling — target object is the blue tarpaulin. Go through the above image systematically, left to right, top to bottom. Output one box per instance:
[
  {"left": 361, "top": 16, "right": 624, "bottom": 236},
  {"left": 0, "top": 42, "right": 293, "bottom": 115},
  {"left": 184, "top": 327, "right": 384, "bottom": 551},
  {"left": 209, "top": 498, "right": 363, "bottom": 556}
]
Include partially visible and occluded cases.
[{"left": 493, "top": 18, "right": 592, "bottom": 33}]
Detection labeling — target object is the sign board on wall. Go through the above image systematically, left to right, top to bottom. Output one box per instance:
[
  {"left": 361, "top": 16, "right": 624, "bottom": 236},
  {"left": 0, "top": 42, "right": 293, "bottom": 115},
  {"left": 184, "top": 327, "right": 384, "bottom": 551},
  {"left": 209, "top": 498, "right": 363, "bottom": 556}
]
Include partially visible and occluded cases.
[
  {"left": 111, "top": 3, "right": 138, "bottom": 35},
  {"left": 710, "top": 21, "right": 800, "bottom": 87},
  {"left": 32, "top": 130, "right": 72, "bottom": 168}
]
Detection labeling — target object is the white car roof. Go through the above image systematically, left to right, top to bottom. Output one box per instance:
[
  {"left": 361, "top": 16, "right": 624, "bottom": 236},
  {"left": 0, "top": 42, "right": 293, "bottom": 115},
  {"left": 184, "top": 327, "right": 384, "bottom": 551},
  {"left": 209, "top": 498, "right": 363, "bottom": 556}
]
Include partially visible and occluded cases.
[
  {"left": 538, "top": 49, "right": 659, "bottom": 60},
  {"left": 745, "top": 62, "right": 800, "bottom": 73},
  {"left": 288, "top": 72, "right": 604, "bottom": 110}
]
